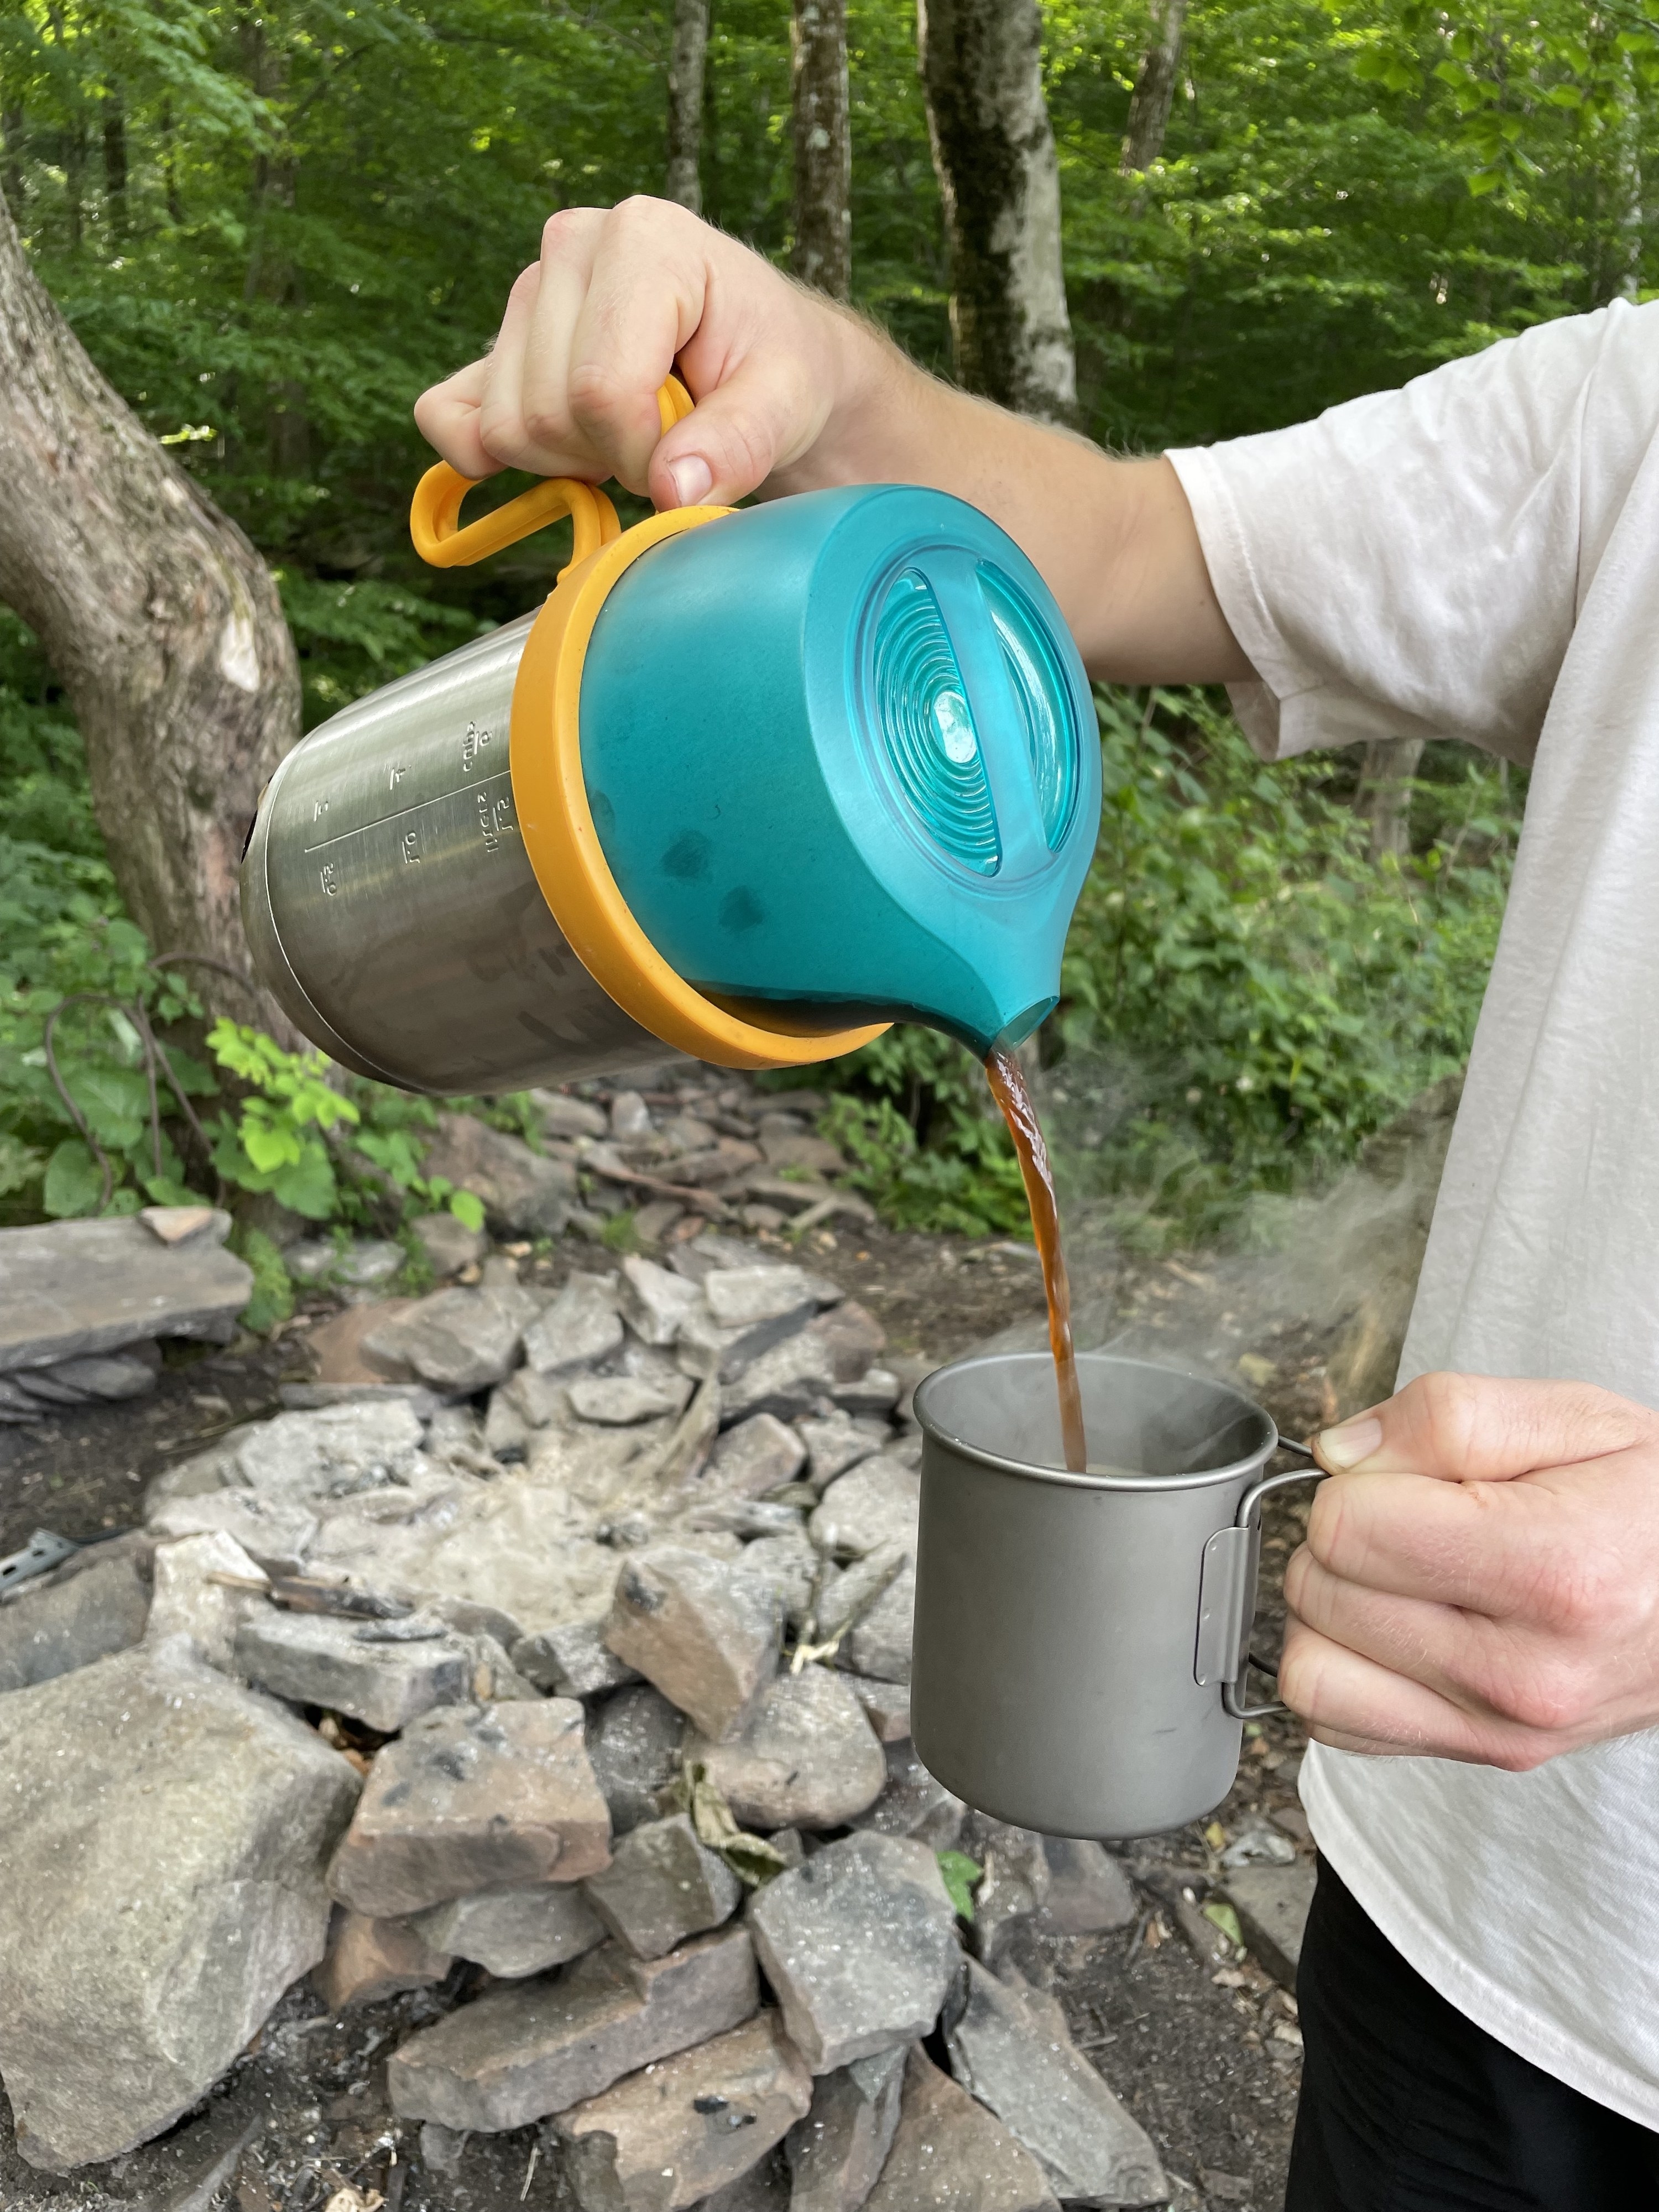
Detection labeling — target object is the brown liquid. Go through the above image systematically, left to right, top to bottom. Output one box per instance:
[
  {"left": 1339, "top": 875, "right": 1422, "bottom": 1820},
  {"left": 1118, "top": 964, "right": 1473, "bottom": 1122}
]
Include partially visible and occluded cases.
[{"left": 984, "top": 1047, "right": 1088, "bottom": 1474}]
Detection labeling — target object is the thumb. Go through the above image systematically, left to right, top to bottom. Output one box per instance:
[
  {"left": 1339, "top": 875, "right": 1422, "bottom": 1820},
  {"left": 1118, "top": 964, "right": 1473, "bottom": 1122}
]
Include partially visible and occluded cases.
[
  {"left": 648, "top": 354, "right": 831, "bottom": 511},
  {"left": 1315, "top": 1370, "right": 1655, "bottom": 1483}
]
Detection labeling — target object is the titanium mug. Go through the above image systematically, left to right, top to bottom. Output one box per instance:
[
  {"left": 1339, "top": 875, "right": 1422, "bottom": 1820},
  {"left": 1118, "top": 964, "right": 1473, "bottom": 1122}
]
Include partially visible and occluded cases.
[{"left": 910, "top": 1350, "right": 1321, "bottom": 1839}]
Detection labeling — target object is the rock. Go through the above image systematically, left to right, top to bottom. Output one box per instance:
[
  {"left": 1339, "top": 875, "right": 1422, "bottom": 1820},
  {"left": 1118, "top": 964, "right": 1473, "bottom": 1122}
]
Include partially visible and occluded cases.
[
  {"left": 611, "top": 1090, "right": 652, "bottom": 1138},
  {"left": 538, "top": 1091, "right": 611, "bottom": 1140},
  {"left": 420, "top": 1110, "right": 577, "bottom": 1235},
  {"left": 760, "top": 1132, "right": 845, "bottom": 1177},
  {"left": 140, "top": 1202, "right": 221, "bottom": 1246},
  {"left": 411, "top": 1211, "right": 490, "bottom": 1277},
  {"left": 0, "top": 1213, "right": 250, "bottom": 1375},
  {"left": 286, "top": 1237, "right": 405, "bottom": 1286},
  {"left": 619, "top": 1256, "right": 705, "bottom": 1347},
  {"left": 705, "top": 1266, "right": 820, "bottom": 1329},
  {"left": 525, "top": 1272, "right": 627, "bottom": 1376},
  {"left": 362, "top": 1286, "right": 528, "bottom": 1394},
  {"left": 304, "top": 1296, "right": 420, "bottom": 1385},
  {"left": 676, "top": 1300, "right": 817, "bottom": 1385},
  {"left": 805, "top": 1302, "right": 886, "bottom": 1386},
  {"left": 722, "top": 1332, "right": 839, "bottom": 1425},
  {"left": 3, "top": 1344, "right": 161, "bottom": 1411},
  {"left": 832, "top": 1371, "right": 901, "bottom": 1418},
  {"left": 572, "top": 1373, "right": 696, "bottom": 1426},
  {"left": 484, "top": 1386, "right": 534, "bottom": 1460},
  {"left": 233, "top": 1397, "right": 426, "bottom": 1495},
  {"left": 796, "top": 1413, "right": 883, "bottom": 1491},
  {"left": 701, "top": 1415, "right": 807, "bottom": 1500},
  {"left": 809, "top": 1460, "right": 919, "bottom": 1563},
  {"left": 147, "top": 1489, "right": 319, "bottom": 1576},
  {"left": 146, "top": 1530, "right": 270, "bottom": 1670},
  {"left": 738, "top": 1532, "right": 817, "bottom": 1633},
  {"left": 816, "top": 1542, "right": 907, "bottom": 1646},
  {"left": 0, "top": 1543, "right": 152, "bottom": 1693},
  {"left": 604, "top": 1548, "right": 780, "bottom": 1741},
  {"left": 839, "top": 1563, "right": 915, "bottom": 1686},
  {"left": 234, "top": 1609, "right": 471, "bottom": 1733},
  {"left": 516, "top": 1620, "right": 643, "bottom": 1698},
  {"left": 0, "top": 1636, "right": 359, "bottom": 2171},
  {"left": 691, "top": 1668, "right": 885, "bottom": 1833},
  {"left": 843, "top": 1676, "right": 910, "bottom": 1744},
  {"left": 588, "top": 1686, "right": 688, "bottom": 1834},
  {"left": 329, "top": 1699, "right": 612, "bottom": 1916},
  {"left": 853, "top": 1740, "right": 963, "bottom": 1850},
  {"left": 583, "top": 1813, "right": 743, "bottom": 1960},
  {"left": 959, "top": 1817, "right": 1051, "bottom": 1968},
  {"left": 1220, "top": 1819, "right": 1297, "bottom": 1869},
  {"left": 744, "top": 1834, "right": 959, "bottom": 2074},
  {"left": 1040, "top": 1839, "right": 1138, "bottom": 1936},
  {"left": 1223, "top": 1860, "right": 1317, "bottom": 1990},
  {"left": 414, "top": 1883, "right": 607, "bottom": 1979},
  {"left": 314, "top": 1908, "right": 453, "bottom": 2009},
  {"left": 388, "top": 1926, "right": 759, "bottom": 2132},
  {"left": 944, "top": 1960, "right": 1166, "bottom": 2208},
  {"left": 557, "top": 2010, "right": 812, "bottom": 2212},
  {"left": 785, "top": 2045, "right": 906, "bottom": 2212},
  {"left": 863, "top": 2048, "right": 1058, "bottom": 2212},
  {"left": 421, "top": 2120, "right": 471, "bottom": 2174},
  {"left": 698, "top": 2151, "right": 791, "bottom": 2210}
]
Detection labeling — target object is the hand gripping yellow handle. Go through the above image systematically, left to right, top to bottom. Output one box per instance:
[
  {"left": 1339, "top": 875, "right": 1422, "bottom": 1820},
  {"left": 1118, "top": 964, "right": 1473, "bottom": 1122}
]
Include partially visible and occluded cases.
[{"left": 409, "top": 375, "right": 696, "bottom": 572}]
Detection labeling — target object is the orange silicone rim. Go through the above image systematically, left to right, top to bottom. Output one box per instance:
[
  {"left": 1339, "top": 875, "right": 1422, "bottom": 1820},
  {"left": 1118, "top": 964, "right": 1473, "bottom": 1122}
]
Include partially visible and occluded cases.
[{"left": 509, "top": 510, "right": 890, "bottom": 1071}]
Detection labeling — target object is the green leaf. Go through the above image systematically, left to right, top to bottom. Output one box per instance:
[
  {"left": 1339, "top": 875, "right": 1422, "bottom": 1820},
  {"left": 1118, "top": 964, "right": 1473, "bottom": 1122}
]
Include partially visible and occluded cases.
[
  {"left": 66, "top": 1062, "right": 150, "bottom": 1150},
  {"left": 0, "top": 1133, "right": 45, "bottom": 1197},
  {"left": 42, "top": 1138, "right": 107, "bottom": 1218},
  {"left": 269, "top": 1140, "right": 339, "bottom": 1220},
  {"left": 448, "top": 1187, "right": 485, "bottom": 1232},
  {"left": 937, "top": 1850, "right": 983, "bottom": 1922},
  {"left": 1202, "top": 1900, "right": 1245, "bottom": 1951}
]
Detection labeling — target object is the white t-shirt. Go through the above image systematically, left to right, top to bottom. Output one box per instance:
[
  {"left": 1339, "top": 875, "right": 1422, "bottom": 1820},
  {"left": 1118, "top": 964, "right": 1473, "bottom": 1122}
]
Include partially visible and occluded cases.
[{"left": 1168, "top": 299, "right": 1659, "bottom": 2127}]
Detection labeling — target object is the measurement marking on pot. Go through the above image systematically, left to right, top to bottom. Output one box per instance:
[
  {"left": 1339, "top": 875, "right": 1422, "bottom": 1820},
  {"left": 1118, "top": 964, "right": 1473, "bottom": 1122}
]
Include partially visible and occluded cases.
[{"left": 298, "top": 771, "right": 514, "bottom": 853}]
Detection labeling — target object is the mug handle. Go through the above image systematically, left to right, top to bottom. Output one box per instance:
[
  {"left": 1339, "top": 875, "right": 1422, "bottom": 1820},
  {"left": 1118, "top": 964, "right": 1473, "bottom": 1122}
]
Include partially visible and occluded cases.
[{"left": 1192, "top": 1437, "right": 1324, "bottom": 1719}]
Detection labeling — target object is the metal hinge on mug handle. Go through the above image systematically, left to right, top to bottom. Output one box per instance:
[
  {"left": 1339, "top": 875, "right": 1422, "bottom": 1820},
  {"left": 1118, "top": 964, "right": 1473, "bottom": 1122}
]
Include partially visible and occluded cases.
[
  {"left": 409, "top": 374, "right": 695, "bottom": 573},
  {"left": 1193, "top": 1438, "right": 1323, "bottom": 1718}
]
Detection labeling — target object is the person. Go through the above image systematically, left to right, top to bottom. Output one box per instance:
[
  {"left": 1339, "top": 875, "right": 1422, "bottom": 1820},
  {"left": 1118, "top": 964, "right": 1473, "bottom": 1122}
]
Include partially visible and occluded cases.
[{"left": 416, "top": 199, "right": 1659, "bottom": 2209}]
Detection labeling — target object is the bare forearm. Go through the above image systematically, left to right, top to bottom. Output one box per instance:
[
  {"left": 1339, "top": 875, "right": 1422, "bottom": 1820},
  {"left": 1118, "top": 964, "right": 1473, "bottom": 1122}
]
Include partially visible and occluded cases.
[{"left": 774, "top": 315, "right": 1251, "bottom": 686}]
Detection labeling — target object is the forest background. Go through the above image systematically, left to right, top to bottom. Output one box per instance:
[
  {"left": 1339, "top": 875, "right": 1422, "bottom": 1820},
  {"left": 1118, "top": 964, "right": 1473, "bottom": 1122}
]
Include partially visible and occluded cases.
[{"left": 0, "top": 0, "right": 1645, "bottom": 1273}]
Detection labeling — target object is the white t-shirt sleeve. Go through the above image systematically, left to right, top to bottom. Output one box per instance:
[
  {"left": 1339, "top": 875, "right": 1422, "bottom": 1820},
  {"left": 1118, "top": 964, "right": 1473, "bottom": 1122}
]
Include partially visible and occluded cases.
[{"left": 1167, "top": 300, "right": 1659, "bottom": 766}]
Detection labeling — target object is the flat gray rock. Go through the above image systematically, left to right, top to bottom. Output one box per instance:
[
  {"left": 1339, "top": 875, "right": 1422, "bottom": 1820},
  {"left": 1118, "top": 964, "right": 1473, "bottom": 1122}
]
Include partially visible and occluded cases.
[
  {"left": 420, "top": 1110, "right": 577, "bottom": 1235},
  {"left": 410, "top": 1211, "right": 489, "bottom": 1277},
  {"left": 0, "top": 1214, "right": 249, "bottom": 1374},
  {"left": 618, "top": 1255, "right": 704, "bottom": 1346},
  {"left": 705, "top": 1265, "right": 819, "bottom": 1329},
  {"left": 524, "top": 1272, "right": 625, "bottom": 1378},
  {"left": 363, "top": 1285, "right": 529, "bottom": 1393},
  {"left": 676, "top": 1297, "right": 817, "bottom": 1384},
  {"left": 722, "top": 1331, "right": 839, "bottom": 1425},
  {"left": 3, "top": 1344, "right": 160, "bottom": 1413},
  {"left": 569, "top": 1372, "right": 694, "bottom": 1426},
  {"left": 233, "top": 1397, "right": 426, "bottom": 1495},
  {"left": 796, "top": 1412, "right": 883, "bottom": 1491},
  {"left": 700, "top": 1414, "right": 807, "bottom": 1500},
  {"left": 810, "top": 1460, "right": 920, "bottom": 1563},
  {"left": 147, "top": 1489, "right": 319, "bottom": 1575},
  {"left": 146, "top": 1530, "right": 270, "bottom": 1671},
  {"left": 738, "top": 1532, "right": 817, "bottom": 1634},
  {"left": 0, "top": 1543, "right": 152, "bottom": 1694},
  {"left": 603, "top": 1546, "right": 780, "bottom": 1741},
  {"left": 839, "top": 1562, "right": 914, "bottom": 1685},
  {"left": 234, "top": 1608, "right": 471, "bottom": 1733},
  {"left": 514, "top": 1618, "right": 643, "bottom": 1698},
  {"left": 0, "top": 1635, "right": 359, "bottom": 2171},
  {"left": 691, "top": 1666, "right": 886, "bottom": 1832},
  {"left": 843, "top": 1675, "right": 910, "bottom": 1744},
  {"left": 587, "top": 1684, "right": 688, "bottom": 1834},
  {"left": 329, "top": 1698, "right": 611, "bottom": 1917},
  {"left": 853, "top": 1739, "right": 964, "bottom": 1850},
  {"left": 583, "top": 1812, "right": 742, "bottom": 1960},
  {"left": 959, "top": 1816, "right": 1052, "bottom": 1968},
  {"left": 745, "top": 1833, "right": 959, "bottom": 2074},
  {"left": 1041, "top": 1838, "right": 1138, "bottom": 1935},
  {"left": 1224, "top": 1859, "right": 1317, "bottom": 1990},
  {"left": 414, "top": 1882, "right": 607, "bottom": 1979},
  {"left": 387, "top": 1926, "right": 759, "bottom": 2132},
  {"left": 945, "top": 1960, "right": 1167, "bottom": 2208},
  {"left": 557, "top": 2008, "right": 811, "bottom": 2212},
  {"left": 785, "top": 2044, "right": 906, "bottom": 2212},
  {"left": 863, "top": 2048, "right": 1058, "bottom": 2212}
]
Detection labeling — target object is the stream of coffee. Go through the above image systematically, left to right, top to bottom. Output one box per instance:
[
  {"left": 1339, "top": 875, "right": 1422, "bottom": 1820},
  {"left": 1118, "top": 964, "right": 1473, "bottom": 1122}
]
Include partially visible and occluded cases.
[{"left": 984, "top": 1047, "right": 1088, "bottom": 1474}]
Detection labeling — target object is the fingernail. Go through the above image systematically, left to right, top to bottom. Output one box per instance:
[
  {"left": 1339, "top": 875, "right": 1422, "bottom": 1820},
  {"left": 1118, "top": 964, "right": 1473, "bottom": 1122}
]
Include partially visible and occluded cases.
[
  {"left": 665, "top": 454, "right": 713, "bottom": 508},
  {"left": 1317, "top": 1415, "right": 1383, "bottom": 1469}
]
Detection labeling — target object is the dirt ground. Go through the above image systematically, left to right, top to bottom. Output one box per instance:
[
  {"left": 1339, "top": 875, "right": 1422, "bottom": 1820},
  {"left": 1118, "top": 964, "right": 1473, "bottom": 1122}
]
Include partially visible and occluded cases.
[{"left": 0, "top": 1219, "right": 1327, "bottom": 2212}]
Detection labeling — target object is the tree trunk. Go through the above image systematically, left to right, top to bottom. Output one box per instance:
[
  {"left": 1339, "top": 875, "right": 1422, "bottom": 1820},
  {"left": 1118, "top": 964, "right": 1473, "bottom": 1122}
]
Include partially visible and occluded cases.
[
  {"left": 665, "top": 0, "right": 710, "bottom": 213},
  {"left": 791, "top": 0, "right": 851, "bottom": 300},
  {"left": 916, "top": 0, "right": 1077, "bottom": 422},
  {"left": 1120, "top": 0, "right": 1187, "bottom": 174},
  {"left": 102, "top": 100, "right": 128, "bottom": 239},
  {"left": 2, "top": 105, "right": 24, "bottom": 221},
  {"left": 0, "top": 191, "right": 300, "bottom": 1024},
  {"left": 1357, "top": 735, "right": 1425, "bottom": 861}
]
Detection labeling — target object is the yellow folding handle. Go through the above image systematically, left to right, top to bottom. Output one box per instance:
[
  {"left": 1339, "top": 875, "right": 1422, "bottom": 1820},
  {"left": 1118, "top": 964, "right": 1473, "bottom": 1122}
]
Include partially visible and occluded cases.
[{"left": 410, "top": 375, "right": 695, "bottom": 571}]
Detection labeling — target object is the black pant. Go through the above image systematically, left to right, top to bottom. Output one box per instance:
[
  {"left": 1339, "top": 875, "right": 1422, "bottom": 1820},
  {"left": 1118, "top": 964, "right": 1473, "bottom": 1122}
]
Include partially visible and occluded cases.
[{"left": 1287, "top": 1857, "right": 1659, "bottom": 2210}]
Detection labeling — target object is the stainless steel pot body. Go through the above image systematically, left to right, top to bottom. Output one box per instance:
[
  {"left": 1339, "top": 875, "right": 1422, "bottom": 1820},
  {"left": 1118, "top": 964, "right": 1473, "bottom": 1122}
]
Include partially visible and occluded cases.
[
  {"left": 241, "top": 614, "right": 669, "bottom": 1094},
  {"left": 911, "top": 1351, "right": 1302, "bottom": 1839}
]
